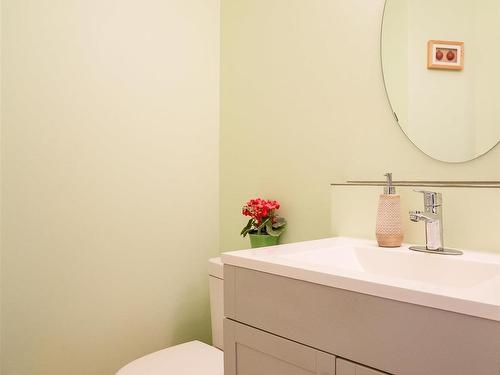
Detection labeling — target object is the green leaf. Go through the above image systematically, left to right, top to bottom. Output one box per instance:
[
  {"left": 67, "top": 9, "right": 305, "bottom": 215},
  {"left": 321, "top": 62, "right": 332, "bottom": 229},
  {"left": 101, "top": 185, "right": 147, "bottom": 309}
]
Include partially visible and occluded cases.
[
  {"left": 272, "top": 217, "right": 287, "bottom": 229},
  {"left": 255, "top": 218, "right": 271, "bottom": 234},
  {"left": 240, "top": 219, "right": 254, "bottom": 237},
  {"left": 265, "top": 221, "right": 286, "bottom": 237},
  {"left": 241, "top": 228, "right": 253, "bottom": 237}
]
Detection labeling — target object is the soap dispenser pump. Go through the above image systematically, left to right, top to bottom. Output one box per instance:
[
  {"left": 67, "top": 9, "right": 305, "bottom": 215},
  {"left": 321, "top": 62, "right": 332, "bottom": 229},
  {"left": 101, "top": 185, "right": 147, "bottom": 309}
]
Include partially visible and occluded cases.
[{"left": 375, "top": 173, "right": 404, "bottom": 247}]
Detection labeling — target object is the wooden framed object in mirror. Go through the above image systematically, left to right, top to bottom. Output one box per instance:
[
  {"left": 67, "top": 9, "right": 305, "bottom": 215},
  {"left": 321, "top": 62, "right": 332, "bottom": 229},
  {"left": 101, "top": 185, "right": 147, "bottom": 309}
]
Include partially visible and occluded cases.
[{"left": 427, "top": 40, "right": 464, "bottom": 71}]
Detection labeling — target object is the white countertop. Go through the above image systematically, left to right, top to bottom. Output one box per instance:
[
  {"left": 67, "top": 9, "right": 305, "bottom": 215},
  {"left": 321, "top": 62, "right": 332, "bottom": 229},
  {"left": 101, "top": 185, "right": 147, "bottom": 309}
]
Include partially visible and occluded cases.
[{"left": 222, "top": 237, "right": 500, "bottom": 322}]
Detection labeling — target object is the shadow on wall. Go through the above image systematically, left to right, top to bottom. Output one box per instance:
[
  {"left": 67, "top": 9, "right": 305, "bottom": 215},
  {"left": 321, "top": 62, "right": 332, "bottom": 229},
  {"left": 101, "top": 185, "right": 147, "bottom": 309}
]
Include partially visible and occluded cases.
[{"left": 169, "top": 285, "right": 212, "bottom": 347}]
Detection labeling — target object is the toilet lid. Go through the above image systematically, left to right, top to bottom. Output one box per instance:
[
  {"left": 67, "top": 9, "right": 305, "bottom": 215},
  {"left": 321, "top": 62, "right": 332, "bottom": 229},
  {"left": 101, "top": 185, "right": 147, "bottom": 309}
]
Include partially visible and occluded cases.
[{"left": 116, "top": 341, "right": 223, "bottom": 375}]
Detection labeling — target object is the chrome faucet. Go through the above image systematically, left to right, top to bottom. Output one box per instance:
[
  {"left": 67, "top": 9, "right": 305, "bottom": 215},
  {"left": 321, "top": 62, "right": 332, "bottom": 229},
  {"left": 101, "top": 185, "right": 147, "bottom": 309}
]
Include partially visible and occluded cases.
[{"left": 409, "top": 190, "right": 462, "bottom": 255}]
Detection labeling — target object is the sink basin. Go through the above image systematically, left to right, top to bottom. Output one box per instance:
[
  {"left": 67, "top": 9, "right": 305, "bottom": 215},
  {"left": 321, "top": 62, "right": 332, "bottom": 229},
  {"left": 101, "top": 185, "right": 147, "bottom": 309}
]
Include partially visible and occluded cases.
[
  {"left": 222, "top": 237, "right": 500, "bottom": 321},
  {"left": 280, "top": 245, "right": 499, "bottom": 288}
]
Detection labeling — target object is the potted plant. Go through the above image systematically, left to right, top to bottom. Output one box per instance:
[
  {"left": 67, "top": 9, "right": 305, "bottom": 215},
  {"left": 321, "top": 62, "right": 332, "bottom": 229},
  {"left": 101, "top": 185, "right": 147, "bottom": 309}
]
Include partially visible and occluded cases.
[{"left": 240, "top": 198, "right": 287, "bottom": 248}]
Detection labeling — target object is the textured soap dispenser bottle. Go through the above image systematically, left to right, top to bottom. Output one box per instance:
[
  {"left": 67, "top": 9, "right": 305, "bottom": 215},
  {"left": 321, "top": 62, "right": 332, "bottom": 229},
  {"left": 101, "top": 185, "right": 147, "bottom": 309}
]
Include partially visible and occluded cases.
[{"left": 376, "top": 173, "right": 404, "bottom": 247}]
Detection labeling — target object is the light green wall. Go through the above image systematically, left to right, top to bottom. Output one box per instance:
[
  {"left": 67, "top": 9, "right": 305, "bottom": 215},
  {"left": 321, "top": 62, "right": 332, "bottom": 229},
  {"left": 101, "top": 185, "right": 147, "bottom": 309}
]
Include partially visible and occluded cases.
[
  {"left": 220, "top": 0, "right": 500, "bottom": 252},
  {"left": 473, "top": 0, "right": 500, "bottom": 154},
  {"left": 1, "top": 1, "right": 219, "bottom": 374},
  {"left": 0, "top": 2, "right": 2, "bottom": 371}
]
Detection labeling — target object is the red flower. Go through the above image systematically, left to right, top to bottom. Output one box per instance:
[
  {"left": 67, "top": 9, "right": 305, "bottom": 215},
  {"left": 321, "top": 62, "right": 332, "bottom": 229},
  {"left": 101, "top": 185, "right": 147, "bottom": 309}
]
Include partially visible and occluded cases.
[
  {"left": 241, "top": 197, "right": 287, "bottom": 237},
  {"left": 241, "top": 198, "right": 282, "bottom": 224}
]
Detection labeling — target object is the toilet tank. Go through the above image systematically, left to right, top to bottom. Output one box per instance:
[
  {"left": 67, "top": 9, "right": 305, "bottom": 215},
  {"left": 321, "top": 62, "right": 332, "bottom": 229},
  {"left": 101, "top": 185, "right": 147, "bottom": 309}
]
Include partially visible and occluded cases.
[{"left": 208, "top": 257, "right": 224, "bottom": 350}]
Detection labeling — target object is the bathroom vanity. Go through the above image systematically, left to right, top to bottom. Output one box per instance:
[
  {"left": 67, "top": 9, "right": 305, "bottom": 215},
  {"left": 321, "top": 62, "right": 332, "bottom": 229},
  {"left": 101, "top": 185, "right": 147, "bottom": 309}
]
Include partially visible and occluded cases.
[{"left": 221, "top": 237, "right": 500, "bottom": 375}]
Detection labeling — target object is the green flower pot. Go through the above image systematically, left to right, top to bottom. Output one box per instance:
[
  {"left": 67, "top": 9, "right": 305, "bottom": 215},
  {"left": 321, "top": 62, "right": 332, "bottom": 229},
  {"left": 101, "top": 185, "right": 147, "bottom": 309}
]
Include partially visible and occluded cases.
[{"left": 249, "top": 234, "right": 280, "bottom": 248}]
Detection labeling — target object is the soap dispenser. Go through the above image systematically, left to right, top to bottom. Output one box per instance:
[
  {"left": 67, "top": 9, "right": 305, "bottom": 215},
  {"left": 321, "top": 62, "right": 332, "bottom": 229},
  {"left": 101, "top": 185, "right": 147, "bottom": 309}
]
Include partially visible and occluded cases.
[{"left": 375, "top": 173, "right": 404, "bottom": 247}]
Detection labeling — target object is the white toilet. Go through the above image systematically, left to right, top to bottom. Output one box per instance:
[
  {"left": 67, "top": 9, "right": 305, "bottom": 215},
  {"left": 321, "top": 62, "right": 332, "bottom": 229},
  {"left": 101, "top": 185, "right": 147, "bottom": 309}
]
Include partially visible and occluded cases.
[{"left": 116, "top": 257, "right": 224, "bottom": 375}]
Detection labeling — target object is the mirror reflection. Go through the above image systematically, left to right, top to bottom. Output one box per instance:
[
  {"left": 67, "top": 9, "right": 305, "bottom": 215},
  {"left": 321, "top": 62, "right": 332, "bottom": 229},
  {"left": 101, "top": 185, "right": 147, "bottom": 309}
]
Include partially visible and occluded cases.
[{"left": 382, "top": 0, "right": 500, "bottom": 162}]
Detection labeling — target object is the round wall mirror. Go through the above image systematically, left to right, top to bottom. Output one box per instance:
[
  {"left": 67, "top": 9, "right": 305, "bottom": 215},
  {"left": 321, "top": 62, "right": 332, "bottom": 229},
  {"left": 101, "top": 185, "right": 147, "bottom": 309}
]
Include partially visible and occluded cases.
[{"left": 381, "top": 0, "right": 500, "bottom": 163}]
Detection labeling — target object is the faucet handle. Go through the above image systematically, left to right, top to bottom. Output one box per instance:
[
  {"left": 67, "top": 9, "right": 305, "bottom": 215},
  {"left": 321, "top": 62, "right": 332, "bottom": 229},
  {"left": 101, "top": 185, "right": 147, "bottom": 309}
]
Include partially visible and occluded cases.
[
  {"left": 413, "top": 189, "right": 442, "bottom": 207},
  {"left": 409, "top": 210, "right": 422, "bottom": 222}
]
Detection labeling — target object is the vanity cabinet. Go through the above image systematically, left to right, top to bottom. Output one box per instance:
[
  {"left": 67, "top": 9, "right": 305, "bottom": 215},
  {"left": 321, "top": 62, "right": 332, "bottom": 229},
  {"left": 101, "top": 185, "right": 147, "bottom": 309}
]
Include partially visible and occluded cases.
[
  {"left": 224, "top": 264, "right": 500, "bottom": 375},
  {"left": 224, "top": 319, "right": 335, "bottom": 375}
]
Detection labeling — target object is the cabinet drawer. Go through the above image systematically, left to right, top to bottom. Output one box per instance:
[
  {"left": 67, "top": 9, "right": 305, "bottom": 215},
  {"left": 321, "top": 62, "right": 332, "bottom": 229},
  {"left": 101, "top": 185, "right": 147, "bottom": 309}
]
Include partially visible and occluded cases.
[
  {"left": 224, "top": 319, "right": 336, "bottom": 375},
  {"left": 337, "top": 358, "right": 388, "bottom": 375}
]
